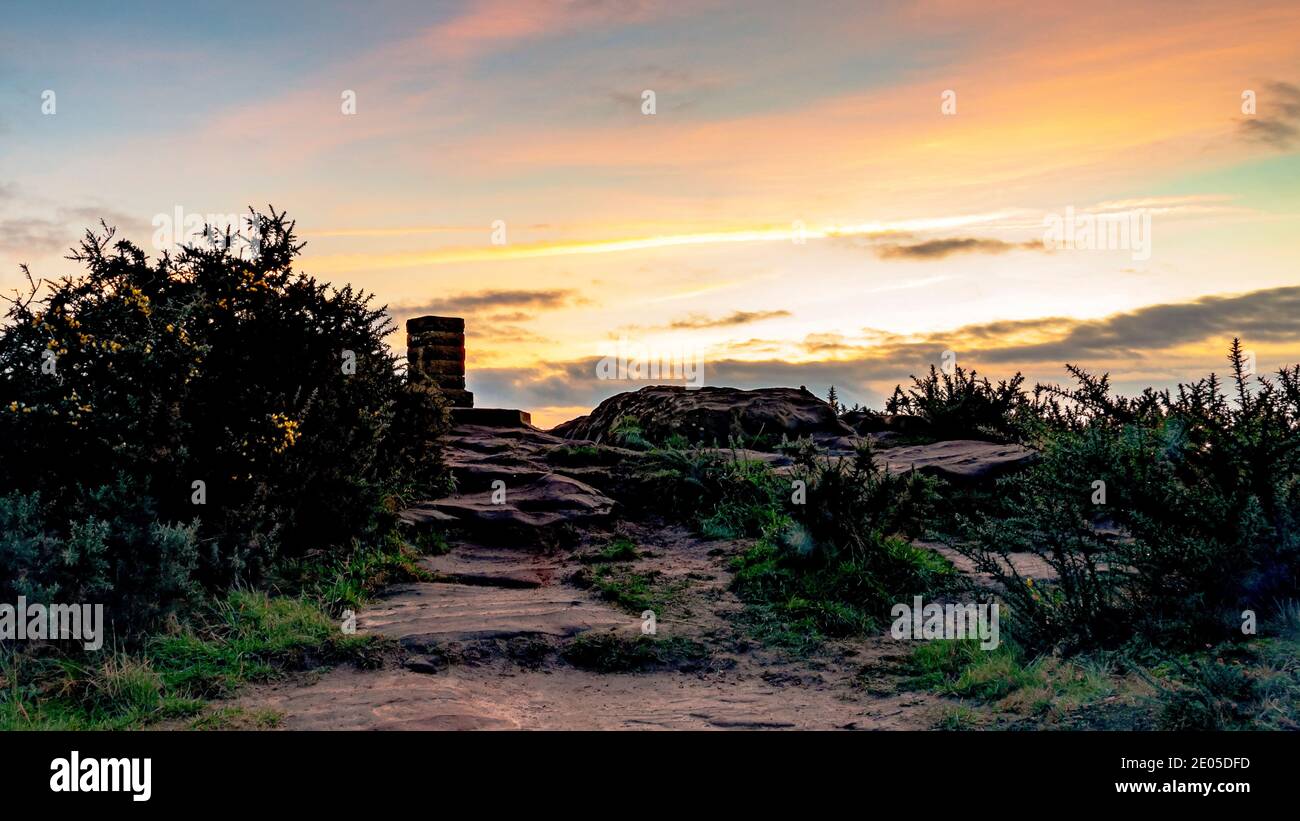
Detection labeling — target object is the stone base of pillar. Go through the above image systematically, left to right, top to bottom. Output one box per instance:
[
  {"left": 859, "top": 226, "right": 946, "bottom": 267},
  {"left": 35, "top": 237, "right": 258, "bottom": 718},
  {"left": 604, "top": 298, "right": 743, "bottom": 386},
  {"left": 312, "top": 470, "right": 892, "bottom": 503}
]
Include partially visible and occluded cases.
[
  {"left": 437, "top": 388, "right": 475, "bottom": 408},
  {"left": 451, "top": 407, "right": 532, "bottom": 428}
]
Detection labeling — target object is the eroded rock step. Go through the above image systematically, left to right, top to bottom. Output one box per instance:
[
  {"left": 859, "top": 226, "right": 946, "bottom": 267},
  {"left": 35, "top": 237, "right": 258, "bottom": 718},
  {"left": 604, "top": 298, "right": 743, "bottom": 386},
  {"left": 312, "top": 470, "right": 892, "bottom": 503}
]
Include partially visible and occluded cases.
[
  {"left": 404, "top": 473, "right": 615, "bottom": 536},
  {"left": 423, "top": 543, "right": 562, "bottom": 589},
  {"left": 358, "top": 582, "right": 630, "bottom": 643}
]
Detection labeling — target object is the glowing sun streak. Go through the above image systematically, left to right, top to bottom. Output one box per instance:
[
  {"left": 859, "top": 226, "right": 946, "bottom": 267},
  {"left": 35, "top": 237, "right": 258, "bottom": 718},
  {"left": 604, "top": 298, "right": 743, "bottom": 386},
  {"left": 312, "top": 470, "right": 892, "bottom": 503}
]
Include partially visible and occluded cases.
[{"left": 304, "top": 211, "right": 1016, "bottom": 272}]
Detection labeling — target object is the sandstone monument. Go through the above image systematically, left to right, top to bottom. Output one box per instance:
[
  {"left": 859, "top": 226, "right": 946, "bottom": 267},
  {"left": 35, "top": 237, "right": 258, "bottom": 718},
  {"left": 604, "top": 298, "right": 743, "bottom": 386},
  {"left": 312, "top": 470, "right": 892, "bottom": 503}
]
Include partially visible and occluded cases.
[
  {"left": 407, "top": 315, "right": 532, "bottom": 426},
  {"left": 407, "top": 315, "right": 473, "bottom": 408}
]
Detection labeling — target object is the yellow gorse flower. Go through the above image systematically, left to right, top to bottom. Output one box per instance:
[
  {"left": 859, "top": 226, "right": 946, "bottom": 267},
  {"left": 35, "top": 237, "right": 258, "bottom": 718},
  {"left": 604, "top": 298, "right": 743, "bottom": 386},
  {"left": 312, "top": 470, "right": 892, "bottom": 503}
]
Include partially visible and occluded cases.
[{"left": 269, "top": 413, "right": 302, "bottom": 453}]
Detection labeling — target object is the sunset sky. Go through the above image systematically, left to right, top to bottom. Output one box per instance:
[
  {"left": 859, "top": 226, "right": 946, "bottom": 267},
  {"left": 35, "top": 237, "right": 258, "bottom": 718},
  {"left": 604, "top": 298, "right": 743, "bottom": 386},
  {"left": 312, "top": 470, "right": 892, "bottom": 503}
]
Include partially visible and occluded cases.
[{"left": 3, "top": 0, "right": 1299, "bottom": 426}]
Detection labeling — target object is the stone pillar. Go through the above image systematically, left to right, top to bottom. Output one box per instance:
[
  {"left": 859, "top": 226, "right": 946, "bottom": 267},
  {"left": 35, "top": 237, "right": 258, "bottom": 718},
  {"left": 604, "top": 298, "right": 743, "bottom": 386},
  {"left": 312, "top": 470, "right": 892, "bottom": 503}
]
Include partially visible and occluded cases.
[{"left": 406, "top": 315, "right": 473, "bottom": 407}]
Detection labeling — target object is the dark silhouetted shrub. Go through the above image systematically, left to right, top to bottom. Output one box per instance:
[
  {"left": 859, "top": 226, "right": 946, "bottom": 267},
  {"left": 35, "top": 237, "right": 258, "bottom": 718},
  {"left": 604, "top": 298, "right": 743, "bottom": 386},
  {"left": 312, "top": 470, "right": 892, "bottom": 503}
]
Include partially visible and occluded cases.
[{"left": 0, "top": 209, "right": 447, "bottom": 633}]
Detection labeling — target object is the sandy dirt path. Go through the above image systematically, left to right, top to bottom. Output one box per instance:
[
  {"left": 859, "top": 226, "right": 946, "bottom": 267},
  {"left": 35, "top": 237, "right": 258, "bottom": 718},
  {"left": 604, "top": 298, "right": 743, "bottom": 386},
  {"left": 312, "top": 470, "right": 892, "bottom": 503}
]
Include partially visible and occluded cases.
[{"left": 239, "top": 525, "right": 943, "bottom": 730}]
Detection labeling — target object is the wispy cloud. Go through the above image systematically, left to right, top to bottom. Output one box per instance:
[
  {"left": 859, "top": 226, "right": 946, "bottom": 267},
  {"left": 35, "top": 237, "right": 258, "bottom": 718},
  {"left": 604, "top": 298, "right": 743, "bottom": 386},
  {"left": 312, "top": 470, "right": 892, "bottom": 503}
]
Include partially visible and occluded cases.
[
  {"left": 416, "top": 0, "right": 674, "bottom": 61},
  {"left": 1239, "top": 80, "right": 1300, "bottom": 148},
  {"left": 0, "top": 203, "right": 144, "bottom": 257},
  {"left": 304, "top": 212, "right": 1017, "bottom": 273},
  {"left": 873, "top": 237, "right": 1044, "bottom": 260},
  {"left": 391, "top": 288, "right": 583, "bottom": 320},
  {"left": 667, "top": 309, "right": 791, "bottom": 329}
]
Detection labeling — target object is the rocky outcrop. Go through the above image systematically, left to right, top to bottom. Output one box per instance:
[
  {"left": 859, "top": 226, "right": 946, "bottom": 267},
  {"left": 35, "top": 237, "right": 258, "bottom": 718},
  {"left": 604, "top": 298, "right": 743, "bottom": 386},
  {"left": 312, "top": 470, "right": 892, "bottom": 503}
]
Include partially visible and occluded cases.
[
  {"left": 551, "top": 385, "right": 854, "bottom": 446},
  {"left": 402, "top": 391, "right": 1039, "bottom": 544},
  {"left": 433, "top": 422, "right": 647, "bottom": 493},
  {"left": 399, "top": 424, "right": 628, "bottom": 537},
  {"left": 423, "top": 472, "right": 614, "bottom": 530}
]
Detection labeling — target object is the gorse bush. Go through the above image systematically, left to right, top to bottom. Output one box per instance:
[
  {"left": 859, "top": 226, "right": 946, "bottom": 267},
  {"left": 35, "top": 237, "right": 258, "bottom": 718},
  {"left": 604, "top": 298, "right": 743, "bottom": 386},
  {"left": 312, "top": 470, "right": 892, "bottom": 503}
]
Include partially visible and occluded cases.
[
  {"left": 0, "top": 209, "right": 447, "bottom": 633},
  {"left": 955, "top": 341, "right": 1300, "bottom": 652},
  {"left": 886, "top": 364, "right": 1037, "bottom": 442},
  {"left": 788, "top": 441, "right": 940, "bottom": 551},
  {"left": 730, "top": 443, "right": 956, "bottom": 639},
  {"left": 636, "top": 445, "right": 787, "bottom": 538},
  {"left": 0, "top": 484, "right": 201, "bottom": 627}
]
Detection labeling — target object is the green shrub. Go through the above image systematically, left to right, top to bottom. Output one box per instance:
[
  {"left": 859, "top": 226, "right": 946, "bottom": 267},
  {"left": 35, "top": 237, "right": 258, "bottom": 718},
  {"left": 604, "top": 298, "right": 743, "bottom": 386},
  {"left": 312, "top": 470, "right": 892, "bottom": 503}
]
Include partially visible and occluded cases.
[
  {"left": 0, "top": 209, "right": 447, "bottom": 635},
  {"left": 954, "top": 341, "right": 1300, "bottom": 652},
  {"left": 886, "top": 364, "right": 1038, "bottom": 442},
  {"left": 609, "top": 415, "right": 653, "bottom": 450},
  {"left": 791, "top": 442, "right": 940, "bottom": 549},
  {"left": 730, "top": 445, "right": 956, "bottom": 638},
  {"left": 637, "top": 446, "right": 787, "bottom": 538},
  {"left": 0, "top": 488, "right": 201, "bottom": 628},
  {"left": 732, "top": 532, "right": 955, "bottom": 637},
  {"left": 1156, "top": 657, "right": 1260, "bottom": 730}
]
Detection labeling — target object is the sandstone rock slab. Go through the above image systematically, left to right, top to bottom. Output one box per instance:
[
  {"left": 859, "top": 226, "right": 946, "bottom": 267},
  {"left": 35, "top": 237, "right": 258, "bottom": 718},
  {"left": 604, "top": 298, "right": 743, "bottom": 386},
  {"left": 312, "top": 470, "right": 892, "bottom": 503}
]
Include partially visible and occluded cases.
[
  {"left": 880, "top": 439, "right": 1036, "bottom": 482},
  {"left": 428, "top": 472, "right": 615, "bottom": 530},
  {"left": 358, "top": 582, "right": 629, "bottom": 643}
]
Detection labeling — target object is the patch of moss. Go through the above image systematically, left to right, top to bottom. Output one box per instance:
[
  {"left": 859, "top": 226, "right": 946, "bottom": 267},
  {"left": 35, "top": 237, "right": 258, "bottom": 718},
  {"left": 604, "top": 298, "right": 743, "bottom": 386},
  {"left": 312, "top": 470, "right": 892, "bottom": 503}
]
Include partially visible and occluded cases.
[{"left": 576, "top": 536, "right": 640, "bottom": 564}]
